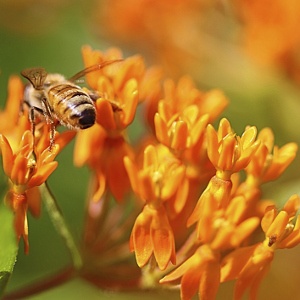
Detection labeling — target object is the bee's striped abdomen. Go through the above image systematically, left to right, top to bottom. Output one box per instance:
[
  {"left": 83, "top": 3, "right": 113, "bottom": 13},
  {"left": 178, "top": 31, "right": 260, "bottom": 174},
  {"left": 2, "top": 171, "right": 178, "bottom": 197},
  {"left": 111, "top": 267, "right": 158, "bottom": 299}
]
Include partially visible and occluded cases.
[{"left": 48, "top": 83, "right": 96, "bottom": 129}]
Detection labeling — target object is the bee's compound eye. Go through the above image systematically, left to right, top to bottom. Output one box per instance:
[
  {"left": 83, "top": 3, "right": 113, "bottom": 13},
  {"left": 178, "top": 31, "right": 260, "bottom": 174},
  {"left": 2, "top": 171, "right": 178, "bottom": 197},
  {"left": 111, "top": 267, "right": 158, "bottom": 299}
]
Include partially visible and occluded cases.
[{"left": 79, "top": 109, "right": 96, "bottom": 129}]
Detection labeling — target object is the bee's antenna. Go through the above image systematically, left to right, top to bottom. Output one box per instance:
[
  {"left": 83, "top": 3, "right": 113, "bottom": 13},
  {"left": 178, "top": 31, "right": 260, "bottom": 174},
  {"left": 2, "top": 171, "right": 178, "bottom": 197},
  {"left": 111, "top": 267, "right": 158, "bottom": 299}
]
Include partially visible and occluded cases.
[{"left": 68, "top": 59, "right": 123, "bottom": 82}]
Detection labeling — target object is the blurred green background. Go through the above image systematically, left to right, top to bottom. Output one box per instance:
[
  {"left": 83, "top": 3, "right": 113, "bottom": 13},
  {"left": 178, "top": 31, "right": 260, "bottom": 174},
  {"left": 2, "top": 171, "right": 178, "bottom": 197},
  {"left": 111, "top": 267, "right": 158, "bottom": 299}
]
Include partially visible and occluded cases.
[{"left": 1, "top": 1, "right": 300, "bottom": 299}]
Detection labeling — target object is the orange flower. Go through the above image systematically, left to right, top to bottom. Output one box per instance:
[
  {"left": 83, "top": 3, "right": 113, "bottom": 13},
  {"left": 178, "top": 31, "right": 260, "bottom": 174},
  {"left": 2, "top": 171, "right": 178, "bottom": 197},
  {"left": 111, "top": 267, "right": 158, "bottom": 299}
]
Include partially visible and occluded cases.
[
  {"left": 95, "top": 0, "right": 211, "bottom": 76},
  {"left": 97, "top": 0, "right": 200, "bottom": 43},
  {"left": 234, "top": 0, "right": 300, "bottom": 67},
  {"left": 74, "top": 46, "right": 161, "bottom": 203},
  {"left": 74, "top": 46, "right": 155, "bottom": 202},
  {"left": 81, "top": 46, "right": 141, "bottom": 133},
  {"left": 81, "top": 46, "right": 124, "bottom": 90},
  {"left": 139, "top": 65, "right": 163, "bottom": 126},
  {"left": 95, "top": 75, "right": 138, "bottom": 133},
  {"left": 0, "top": 76, "right": 30, "bottom": 150},
  {"left": 147, "top": 77, "right": 228, "bottom": 138},
  {"left": 159, "top": 77, "right": 228, "bottom": 123},
  {"left": 153, "top": 78, "right": 228, "bottom": 184},
  {"left": 154, "top": 102, "right": 209, "bottom": 152},
  {"left": 207, "top": 118, "right": 260, "bottom": 180},
  {"left": 187, "top": 119, "right": 261, "bottom": 228},
  {"left": 187, "top": 119, "right": 260, "bottom": 228},
  {"left": 74, "top": 124, "right": 134, "bottom": 202},
  {"left": 245, "top": 127, "right": 297, "bottom": 186},
  {"left": 0, "top": 129, "right": 74, "bottom": 253},
  {"left": 0, "top": 131, "right": 55, "bottom": 252},
  {"left": 0, "top": 131, "right": 58, "bottom": 190},
  {"left": 124, "top": 144, "right": 186, "bottom": 204},
  {"left": 125, "top": 144, "right": 187, "bottom": 269},
  {"left": 187, "top": 175, "right": 233, "bottom": 227},
  {"left": 188, "top": 178, "right": 260, "bottom": 245},
  {"left": 231, "top": 179, "right": 262, "bottom": 220},
  {"left": 221, "top": 194, "right": 300, "bottom": 300},
  {"left": 261, "top": 194, "right": 300, "bottom": 249},
  {"left": 208, "top": 196, "right": 260, "bottom": 250},
  {"left": 129, "top": 204, "right": 176, "bottom": 270},
  {"left": 221, "top": 243, "right": 273, "bottom": 300},
  {"left": 160, "top": 244, "right": 220, "bottom": 300}
]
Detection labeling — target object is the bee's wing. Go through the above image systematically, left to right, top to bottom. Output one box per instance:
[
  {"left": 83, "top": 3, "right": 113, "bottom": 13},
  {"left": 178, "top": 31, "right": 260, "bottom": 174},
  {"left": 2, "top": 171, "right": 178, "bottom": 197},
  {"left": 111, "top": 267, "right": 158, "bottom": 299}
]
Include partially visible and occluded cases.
[
  {"left": 68, "top": 59, "right": 123, "bottom": 82},
  {"left": 21, "top": 67, "right": 47, "bottom": 90}
]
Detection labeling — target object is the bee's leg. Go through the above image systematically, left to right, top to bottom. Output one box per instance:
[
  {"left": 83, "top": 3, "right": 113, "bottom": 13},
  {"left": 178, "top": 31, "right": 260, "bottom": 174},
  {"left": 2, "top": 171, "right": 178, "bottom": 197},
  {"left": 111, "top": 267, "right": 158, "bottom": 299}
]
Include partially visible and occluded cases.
[
  {"left": 41, "top": 98, "right": 56, "bottom": 150},
  {"left": 23, "top": 100, "right": 44, "bottom": 146},
  {"left": 29, "top": 106, "right": 36, "bottom": 140},
  {"left": 48, "top": 124, "right": 56, "bottom": 150}
]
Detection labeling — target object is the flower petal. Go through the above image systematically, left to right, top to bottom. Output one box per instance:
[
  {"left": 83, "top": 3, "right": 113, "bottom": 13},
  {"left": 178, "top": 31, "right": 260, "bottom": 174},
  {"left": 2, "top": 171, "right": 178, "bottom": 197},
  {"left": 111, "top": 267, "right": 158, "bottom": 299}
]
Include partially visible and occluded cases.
[
  {"left": 121, "top": 78, "right": 138, "bottom": 126},
  {"left": 96, "top": 99, "right": 117, "bottom": 130},
  {"left": 154, "top": 113, "right": 169, "bottom": 146},
  {"left": 169, "top": 120, "right": 189, "bottom": 150},
  {"left": 206, "top": 124, "right": 219, "bottom": 167},
  {"left": 241, "top": 126, "right": 257, "bottom": 149},
  {"left": 0, "top": 134, "right": 14, "bottom": 177},
  {"left": 124, "top": 156, "right": 140, "bottom": 196},
  {"left": 27, "top": 162, "right": 58, "bottom": 188},
  {"left": 92, "top": 170, "right": 106, "bottom": 202},
  {"left": 283, "top": 194, "right": 300, "bottom": 218},
  {"left": 261, "top": 205, "right": 277, "bottom": 233},
  {"left": 151, "top": 206, "right": 176, "bottom": 270},
  {"left": 130, "top": 207, "right": 153, "bottom": 268},
  {"left": 265, "top": 211, "right": 289, "bottom": 240},
  {"left": 278, "top": 228, "right": 300, "bottom": 249},
  {"left": 221, "top": 245, "right": 257, "bottom": 282},
  {"left": 199, "top": 261, "right": 220, "bottom": 300},
  {"left": 181, "top": 267, "right": 202, "bottom": 300}
]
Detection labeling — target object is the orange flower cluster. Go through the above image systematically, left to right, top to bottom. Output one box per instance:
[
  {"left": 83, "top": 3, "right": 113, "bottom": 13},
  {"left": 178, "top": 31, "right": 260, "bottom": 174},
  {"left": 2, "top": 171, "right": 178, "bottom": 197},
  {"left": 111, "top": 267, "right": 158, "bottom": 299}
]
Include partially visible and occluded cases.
[
  {"left": 94, "top": 0, "right": 211, "bottom": 76},
  {"left": 95, "top": 0, "right": 300, "bottom": 87},
  {"left": 233, "top": 0, "right": 300, "bottom": 84},
  {"left": 1, "top": 46, "right": 299, "bottom": 299},
  {"left": 0, "top": 76, "right": 75, "bottom": 253},
  {"left": 159, "top": 119, "right": 298, "bottom": 299}
]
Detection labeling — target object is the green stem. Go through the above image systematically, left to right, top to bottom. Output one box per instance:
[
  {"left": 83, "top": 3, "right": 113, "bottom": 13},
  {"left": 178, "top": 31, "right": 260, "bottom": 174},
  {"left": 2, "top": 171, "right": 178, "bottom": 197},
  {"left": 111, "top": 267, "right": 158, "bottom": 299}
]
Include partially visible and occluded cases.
[{"left": 40, "top": 182, "right": 83, "bottom": 270}]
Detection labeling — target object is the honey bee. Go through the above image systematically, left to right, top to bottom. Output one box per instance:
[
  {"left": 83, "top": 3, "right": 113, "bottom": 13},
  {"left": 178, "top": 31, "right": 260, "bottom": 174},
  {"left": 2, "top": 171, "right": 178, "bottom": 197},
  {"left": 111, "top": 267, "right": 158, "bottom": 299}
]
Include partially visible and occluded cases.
[{"left": 21, "top": 60, "right": 122, "bottom": 148}]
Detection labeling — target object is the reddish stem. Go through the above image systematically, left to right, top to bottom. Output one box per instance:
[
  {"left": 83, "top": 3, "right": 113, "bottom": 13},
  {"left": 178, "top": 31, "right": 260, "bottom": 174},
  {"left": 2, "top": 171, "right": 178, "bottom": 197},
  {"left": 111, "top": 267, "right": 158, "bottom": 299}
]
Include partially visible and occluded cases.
[{"left": 3, "top": 266, "right": 75, "bottom": 300}]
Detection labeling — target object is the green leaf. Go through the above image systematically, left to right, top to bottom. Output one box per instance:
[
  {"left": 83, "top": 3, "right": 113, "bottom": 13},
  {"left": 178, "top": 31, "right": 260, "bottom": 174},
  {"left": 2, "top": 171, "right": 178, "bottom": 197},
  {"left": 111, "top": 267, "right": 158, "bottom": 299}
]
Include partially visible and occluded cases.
[{"left": 0, "top": 203, "right": 18, "bottom": 297}]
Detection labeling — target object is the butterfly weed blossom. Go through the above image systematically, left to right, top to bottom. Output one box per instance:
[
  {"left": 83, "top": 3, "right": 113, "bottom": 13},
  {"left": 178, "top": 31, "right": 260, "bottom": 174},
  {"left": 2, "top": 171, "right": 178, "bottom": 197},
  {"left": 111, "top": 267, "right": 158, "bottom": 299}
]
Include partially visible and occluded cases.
[
  {"left": 0, "top": 46, "right": 299, "bottom": 299},
  {"left": 0, "top": 80, "right": 74, "bottom": 253}
]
